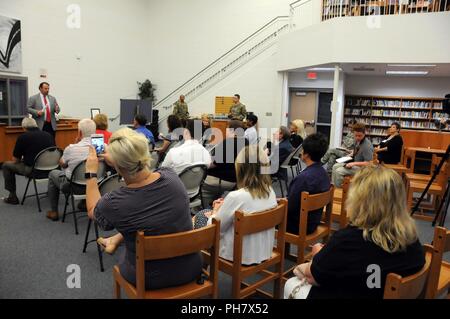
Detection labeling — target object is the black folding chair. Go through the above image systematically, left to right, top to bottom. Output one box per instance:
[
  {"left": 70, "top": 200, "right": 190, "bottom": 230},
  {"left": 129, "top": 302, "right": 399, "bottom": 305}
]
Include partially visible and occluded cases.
[
  {"left": 21, "top": 147, "right": 63, "bottom": 212},
  {"left": 61, "top": 160, "right": 107, "bottom": 235},
  {"left": 82, "top": 174, "right": 125, "bottom": 272}
]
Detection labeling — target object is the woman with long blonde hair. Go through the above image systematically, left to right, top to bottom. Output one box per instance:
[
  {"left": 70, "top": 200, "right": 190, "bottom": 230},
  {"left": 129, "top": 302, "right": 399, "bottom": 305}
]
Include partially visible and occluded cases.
[
  {"left": 290, "top": 119, "right": 307, "bottom": 148},
  {"left": 85, "top": 128, "right": 202, "bottom": 289},
  {"left": 193, "top": 145, "right": 277, "bottom": 265},
  {"left": 284, "top": 165, "right": 425, "bottom": 299}
]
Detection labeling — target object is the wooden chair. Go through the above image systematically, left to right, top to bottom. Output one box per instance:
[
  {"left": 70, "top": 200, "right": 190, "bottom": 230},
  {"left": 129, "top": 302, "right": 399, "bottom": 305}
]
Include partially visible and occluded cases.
[
  {"left": 384, "top": 148, "right": 415, "bottom": 177},
  {"left": 405, "top": 154, "right": 444, "bottom": 183},
  {"left": 406, "top": 159, "right": 449, "bottom": 221},
  {"left": 332, "top": 177, "right": 351, "bottom": 230},
  {"left": 285, "top": 186, "right": 335, "bottom": 272},
  {"left": 206, "top": 199, "right": 287, "bottom": 299},
  {"left": 113, "top": 219, "right": 220, "bottom": 299},
  {"left": 425, "top": 226, "right": 450, "bottom": 299},
  {"left": 384, "top": 245, "right": 433, "bottom": 299}
]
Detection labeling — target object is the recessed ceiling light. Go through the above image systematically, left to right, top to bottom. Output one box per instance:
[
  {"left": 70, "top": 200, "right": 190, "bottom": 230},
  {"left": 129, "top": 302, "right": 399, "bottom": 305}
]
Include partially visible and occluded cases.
[
  {"left": 387, "top": 64, "right": 436, "bottom": 67},
  {"left": 386, "top": 71, "right": 429, "bottom": 75}
]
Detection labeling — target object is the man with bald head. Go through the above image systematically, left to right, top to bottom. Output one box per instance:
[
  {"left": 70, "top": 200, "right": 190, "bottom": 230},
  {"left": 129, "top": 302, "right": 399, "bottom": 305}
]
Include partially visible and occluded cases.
[{"left": 173, "top": 95, "right": 189, "bottom": 120}]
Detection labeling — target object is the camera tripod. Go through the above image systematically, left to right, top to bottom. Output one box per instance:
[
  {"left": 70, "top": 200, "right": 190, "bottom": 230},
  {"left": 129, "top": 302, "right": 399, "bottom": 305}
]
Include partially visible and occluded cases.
[{"left": 411, "top": 144, "right": 450, "bottom": 227}]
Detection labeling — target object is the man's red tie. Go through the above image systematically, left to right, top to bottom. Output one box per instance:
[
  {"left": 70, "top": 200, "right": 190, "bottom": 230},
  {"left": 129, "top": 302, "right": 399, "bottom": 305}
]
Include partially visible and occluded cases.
[{"left": 43, "top": 95, "right": 51, "bottom": 123}]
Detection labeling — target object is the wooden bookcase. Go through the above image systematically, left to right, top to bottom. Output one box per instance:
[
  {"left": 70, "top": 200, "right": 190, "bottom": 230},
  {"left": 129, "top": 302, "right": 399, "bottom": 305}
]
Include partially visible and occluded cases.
[{"left": 343, "top": 95, "right": 446, "bottom": 145}]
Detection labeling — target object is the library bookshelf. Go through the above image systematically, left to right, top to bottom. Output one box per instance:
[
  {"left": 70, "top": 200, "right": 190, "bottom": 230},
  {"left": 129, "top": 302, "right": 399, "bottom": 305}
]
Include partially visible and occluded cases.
[{"left": 343, "top": 95, "right": 446, "bottom": 145}]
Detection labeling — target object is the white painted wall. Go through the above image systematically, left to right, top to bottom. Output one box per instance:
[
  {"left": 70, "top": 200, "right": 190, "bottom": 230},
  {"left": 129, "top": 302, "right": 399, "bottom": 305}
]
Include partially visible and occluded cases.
[
  {"left": 0, "top": 0, "right": 151, "bottom": 131},
  {"left": 146, "top": 0, "right": 295, "bottom": 105},
  {"left": 277, "top": 12, "right": 450, "bottom": 72},
  {"left": 346, "top": 75, "right": 450, "bottom": 98}
]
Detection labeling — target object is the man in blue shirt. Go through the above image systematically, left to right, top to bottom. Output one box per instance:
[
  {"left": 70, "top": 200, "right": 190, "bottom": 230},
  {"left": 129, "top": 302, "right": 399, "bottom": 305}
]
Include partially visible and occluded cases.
[
  {"left": 133, "top": 114, "right": 155, "bottom": 146},
  {"left": 287, "top": 133, "right": 330, "bottom": 235}
]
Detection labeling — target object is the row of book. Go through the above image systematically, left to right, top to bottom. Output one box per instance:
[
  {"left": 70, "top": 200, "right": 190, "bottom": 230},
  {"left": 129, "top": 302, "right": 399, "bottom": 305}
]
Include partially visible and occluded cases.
[
  {"left": 346, "top": 98, "right": 442, "bottom": 110},
  {"left": 401, "top": 101, "right": 432, "bottom": 109},
  {"left": 344, "top": 109, "right": 371, "bottom": 116},
  {"left": 400, "top": 111, "right": 430, "bottom": 118},
  {"left": 433, "top": 112, "right": 448, "bottom": 119},
  {"left": 399, "top": 121, "right": 431, "bottom": 129},
  {"left": 368, "top": 128, "right": 387, "bottom": 136}
]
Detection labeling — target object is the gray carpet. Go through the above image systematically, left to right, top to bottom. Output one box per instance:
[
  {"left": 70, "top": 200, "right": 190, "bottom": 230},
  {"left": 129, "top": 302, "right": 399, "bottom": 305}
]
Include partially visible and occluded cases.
[{"left": 0, "top": 171, "right": 448, "bottom": 299}]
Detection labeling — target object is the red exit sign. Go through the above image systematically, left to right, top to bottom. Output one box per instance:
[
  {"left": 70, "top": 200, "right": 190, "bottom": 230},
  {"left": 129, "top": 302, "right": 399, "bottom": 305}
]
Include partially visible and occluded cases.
[{"left": 307, "top": 72, "right": 317, "bottom": 80}]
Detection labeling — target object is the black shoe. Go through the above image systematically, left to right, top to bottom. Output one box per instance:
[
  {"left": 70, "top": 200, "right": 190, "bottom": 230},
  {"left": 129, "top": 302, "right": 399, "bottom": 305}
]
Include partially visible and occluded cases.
[
  {"left": 3, "top": 196, "right": 19, "bottom": 205},
  {"left": 77, "top": 200, "right": 87, "bottom": 211}
]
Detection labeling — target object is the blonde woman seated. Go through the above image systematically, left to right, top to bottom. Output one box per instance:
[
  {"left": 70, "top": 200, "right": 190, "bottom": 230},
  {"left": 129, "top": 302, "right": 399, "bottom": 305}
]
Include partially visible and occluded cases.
[
  {"left": 289, "top": 119, "right": 307, "bottom": 148},
  {"left": 85, "top": 128, "right": 202, "bottom": 290},
  {"left": 193, "top": 145, "right": 277, "bottom": 265},
  {"left": 284, "top": 165, "right": 425, "bottom": 299}
]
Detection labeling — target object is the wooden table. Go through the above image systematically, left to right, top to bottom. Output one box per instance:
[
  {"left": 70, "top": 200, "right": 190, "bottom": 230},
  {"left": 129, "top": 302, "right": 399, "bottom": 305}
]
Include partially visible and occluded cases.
[{"left": 0, "top": 119, "right": 80, "bottom": 163}]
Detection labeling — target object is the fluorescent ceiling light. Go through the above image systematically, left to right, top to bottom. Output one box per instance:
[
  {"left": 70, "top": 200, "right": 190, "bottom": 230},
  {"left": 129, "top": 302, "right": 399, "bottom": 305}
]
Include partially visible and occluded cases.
[
  {"left": 387, "top": 64, "right": 436, "bottom": 67},
  {"left": 307, "top": 67, "right": 339, "bottom": 72},
  {"left": 386, "top": 70, "right": 429, "bottom": 75}
]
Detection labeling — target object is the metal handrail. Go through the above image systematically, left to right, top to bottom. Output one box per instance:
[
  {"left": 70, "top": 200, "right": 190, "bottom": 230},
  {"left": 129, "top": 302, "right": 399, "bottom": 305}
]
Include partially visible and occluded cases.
[{"left": 154, "top": 15, "right": 289, "bottom": 109}]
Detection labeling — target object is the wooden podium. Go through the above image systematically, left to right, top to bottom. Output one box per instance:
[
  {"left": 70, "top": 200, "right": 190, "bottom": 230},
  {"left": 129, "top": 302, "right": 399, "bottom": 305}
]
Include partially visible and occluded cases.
[{"left": 0, "top": 119, "right": 80, "bottom": 163}]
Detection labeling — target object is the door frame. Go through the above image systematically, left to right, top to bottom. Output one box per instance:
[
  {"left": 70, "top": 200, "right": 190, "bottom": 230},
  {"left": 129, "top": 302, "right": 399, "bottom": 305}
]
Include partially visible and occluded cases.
[{"left": 288, "top": 88, "right": 334, "bottom": 133}]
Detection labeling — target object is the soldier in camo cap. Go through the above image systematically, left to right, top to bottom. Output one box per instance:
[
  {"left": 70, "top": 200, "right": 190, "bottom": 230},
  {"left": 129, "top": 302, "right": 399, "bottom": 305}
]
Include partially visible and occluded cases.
[
  {"left": 228, "top": 94, "right": 247, "bottom": 121},
  {"left": 173, "top": 95, "right": 189, "bottom": 120}
]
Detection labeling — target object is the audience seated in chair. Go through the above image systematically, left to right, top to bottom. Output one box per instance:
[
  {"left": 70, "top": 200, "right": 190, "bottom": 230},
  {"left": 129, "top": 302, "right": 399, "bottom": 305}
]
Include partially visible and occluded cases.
[
  {"left": 93, "top": 113, "right": 113, "bottom": 145},
  {"left": 201, "top": 113, "right": 213, "bottom": 145},
  {"left": 133, "top": 114, "right": 155, "bottom": 146},
  {"left": 244, "top": 114, "right": 258, "bottom": 145},
  {"left": 154, "top": 115, "right": 183, "bottom": 162},
  {"left": 2, "top": 117, "right": 55, "bottom": 205},
  {"left": 46, "top": 119, "right": 96, "bottom": 221},
  {"left": 161, "top": 119, "right": 212, "bottom": 175},
  {"left": 289, "top": 119, "right": 307, "bottom": 149},
  {"left": 322, "top": 119, "right": 356, "bottom": 174},
  {"left": 202, "top": 120, "right": 249, "bottom": 207},
  {"left": 375, "top": 122, "right": 404, "bottom": 164},
  {"left": 332, "top": 123, "right": 374, "bottom": 188},
  {"left": 270, "top": 126, "right": 294, "bottom": 174},
  {"left": 86, "top": 128, "right": 202, "bottom": 290},
  {"left": 287, "top": 133, "right": 330, "bottom": 235},
  {"left": 193, "top": 145, "right": 277, "bottom": 265},
  {"left": 284, "top": 165, "right": 425, "bottom": 299}
]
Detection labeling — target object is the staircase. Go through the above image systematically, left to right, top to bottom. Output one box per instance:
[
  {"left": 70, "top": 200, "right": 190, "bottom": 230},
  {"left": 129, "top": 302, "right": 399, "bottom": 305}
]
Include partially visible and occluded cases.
[{"left": 154, "top": 0, "right": 315, "bottom": 131}]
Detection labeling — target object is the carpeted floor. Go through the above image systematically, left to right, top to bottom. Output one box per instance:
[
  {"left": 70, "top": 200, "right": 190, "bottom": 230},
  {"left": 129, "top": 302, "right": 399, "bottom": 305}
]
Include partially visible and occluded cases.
[{"left": 0, "top": 170, "right": 448, "bottom": 299}]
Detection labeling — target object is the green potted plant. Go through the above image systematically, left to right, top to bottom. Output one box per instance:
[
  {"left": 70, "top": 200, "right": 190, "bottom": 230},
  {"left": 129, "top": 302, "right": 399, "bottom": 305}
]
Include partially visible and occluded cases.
[{"left": 137, "top": 79, "right": 156, "bottom": 101}]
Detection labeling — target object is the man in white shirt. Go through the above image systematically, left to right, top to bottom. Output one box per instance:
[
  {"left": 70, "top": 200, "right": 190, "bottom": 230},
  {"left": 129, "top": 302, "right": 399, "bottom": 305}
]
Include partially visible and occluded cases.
[
  {"left": 244, "top": 114, "right": 258, "bottom": 145},
  {"left": 46, "top": 119, "right": 96, "bottom": 221},
  {"left": 161, "top": 119, "right": 212, "bottom": 175}
]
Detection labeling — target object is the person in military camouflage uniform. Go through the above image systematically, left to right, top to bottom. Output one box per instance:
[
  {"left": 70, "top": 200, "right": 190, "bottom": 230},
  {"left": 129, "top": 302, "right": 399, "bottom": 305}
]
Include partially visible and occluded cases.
[
  {"left": 228, "top": 94, "right": 247, "bottom": 121},
  {"left": 173, "top": 95, "right": 189, "bottom": 120},
  {"left": 321, "top": 119, "right": 357, "bottom": 174}
]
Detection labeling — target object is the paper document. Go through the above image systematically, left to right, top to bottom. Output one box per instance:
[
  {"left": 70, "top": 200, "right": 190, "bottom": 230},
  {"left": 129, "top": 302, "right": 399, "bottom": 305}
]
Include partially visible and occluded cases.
[{"left": 336, "top": 156, "right": 353, "bottom": 164}]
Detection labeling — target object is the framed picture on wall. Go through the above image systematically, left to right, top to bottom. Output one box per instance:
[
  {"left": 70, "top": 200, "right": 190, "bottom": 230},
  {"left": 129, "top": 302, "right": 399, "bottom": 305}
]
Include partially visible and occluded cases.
[
  {"left": 0, "top": 15, "right": 22, "bottom": 73},
  {"left": 91, "top": 108, "right": 101, "bottom": 119}
]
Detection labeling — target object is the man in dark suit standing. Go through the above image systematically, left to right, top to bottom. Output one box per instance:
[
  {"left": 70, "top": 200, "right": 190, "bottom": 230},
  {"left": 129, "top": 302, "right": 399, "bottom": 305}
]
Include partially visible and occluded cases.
[{"left": 27, "top": 82, "right": 60, "bottom": 138}]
